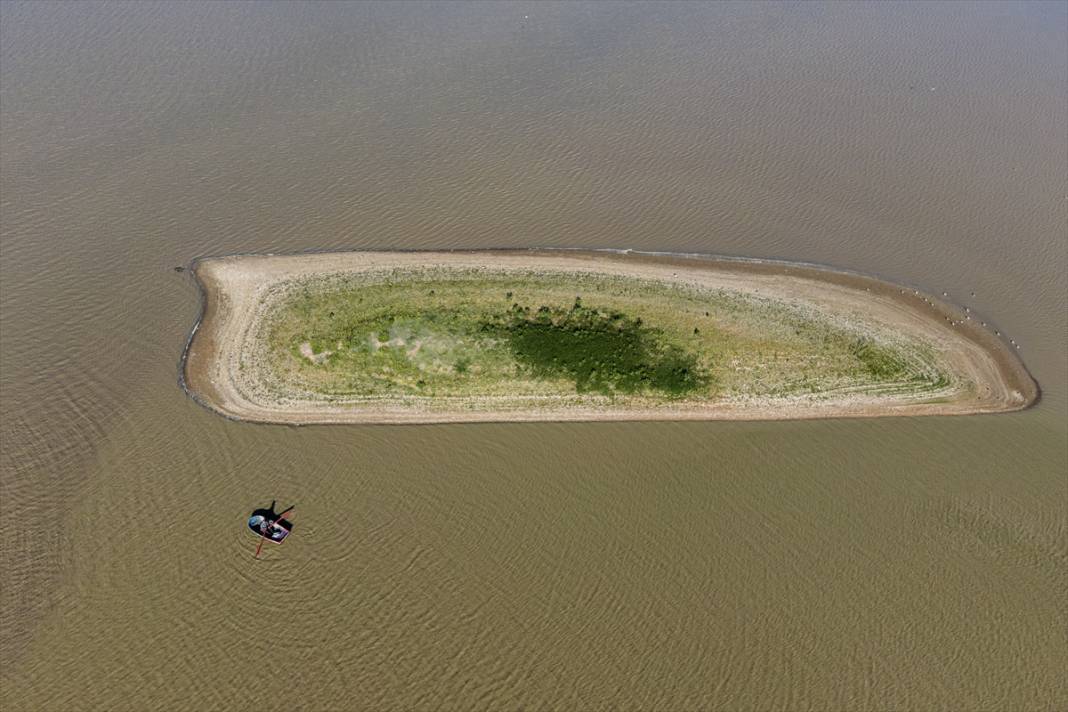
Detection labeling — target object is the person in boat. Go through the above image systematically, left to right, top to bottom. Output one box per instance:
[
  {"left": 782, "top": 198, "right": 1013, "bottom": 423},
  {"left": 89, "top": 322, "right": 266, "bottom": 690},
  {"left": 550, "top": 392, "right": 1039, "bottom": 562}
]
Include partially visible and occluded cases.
[{"left": 248, "top": 513, "right": 269, "bottom": 535}]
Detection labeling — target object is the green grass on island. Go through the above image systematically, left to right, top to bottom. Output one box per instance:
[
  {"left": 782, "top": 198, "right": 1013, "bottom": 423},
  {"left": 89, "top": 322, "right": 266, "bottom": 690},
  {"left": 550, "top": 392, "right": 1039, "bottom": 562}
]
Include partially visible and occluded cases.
[{"left": 254, "top": 268, "right": 952, "bottom": 407}]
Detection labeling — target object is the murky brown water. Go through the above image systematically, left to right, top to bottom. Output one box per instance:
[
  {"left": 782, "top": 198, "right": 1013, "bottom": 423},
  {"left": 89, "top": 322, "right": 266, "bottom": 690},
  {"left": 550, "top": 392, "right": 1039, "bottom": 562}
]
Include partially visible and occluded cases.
[{"left": 2, "top": 2, "right": 1065, "bottom": 709}]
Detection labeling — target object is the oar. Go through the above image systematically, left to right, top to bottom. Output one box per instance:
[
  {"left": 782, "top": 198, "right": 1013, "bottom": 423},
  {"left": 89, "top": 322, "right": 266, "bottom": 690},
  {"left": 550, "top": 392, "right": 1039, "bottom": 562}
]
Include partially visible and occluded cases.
[{"left": 254, "top": 533, "right": 266, "bottom": 559}]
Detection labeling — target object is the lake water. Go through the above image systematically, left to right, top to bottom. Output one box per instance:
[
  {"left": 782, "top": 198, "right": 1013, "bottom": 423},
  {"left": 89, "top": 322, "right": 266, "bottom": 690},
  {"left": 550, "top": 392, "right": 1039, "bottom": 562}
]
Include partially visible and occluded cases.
[{"left": 1, "top": 2, "right": 1065, "bottom": 709}]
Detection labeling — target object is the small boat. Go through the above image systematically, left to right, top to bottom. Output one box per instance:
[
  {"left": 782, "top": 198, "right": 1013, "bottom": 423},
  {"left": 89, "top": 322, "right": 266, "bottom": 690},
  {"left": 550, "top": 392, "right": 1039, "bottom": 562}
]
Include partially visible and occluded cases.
[{"left": 247, "top": 501, "right": 294, "bottom": 557}]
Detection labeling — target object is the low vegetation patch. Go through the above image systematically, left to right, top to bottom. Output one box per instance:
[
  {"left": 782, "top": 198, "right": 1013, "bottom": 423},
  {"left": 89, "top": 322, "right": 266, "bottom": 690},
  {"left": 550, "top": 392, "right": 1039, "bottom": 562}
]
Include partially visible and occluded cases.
[
  {"left": 252, "top": 268, "right": 953, "bottom": 407},
  {"left": 486, "top": 300, "right": 708, "bottom": 396},
  {"left": 850, "top": 337, "right": 910, "bottom": 380}
]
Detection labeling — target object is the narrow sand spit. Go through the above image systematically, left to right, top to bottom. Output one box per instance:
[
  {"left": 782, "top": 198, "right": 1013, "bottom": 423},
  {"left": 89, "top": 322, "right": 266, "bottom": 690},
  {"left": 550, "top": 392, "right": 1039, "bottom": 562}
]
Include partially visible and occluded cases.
[{"left": 181, "top": 250, "right": 1037, "bottom": 424}]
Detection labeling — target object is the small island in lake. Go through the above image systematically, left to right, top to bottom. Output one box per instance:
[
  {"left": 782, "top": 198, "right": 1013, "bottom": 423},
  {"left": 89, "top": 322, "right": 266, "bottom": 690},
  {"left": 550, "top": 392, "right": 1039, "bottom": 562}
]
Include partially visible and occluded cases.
[{"left": 182, "top": 250, "right": 1036, "bottom": 424}]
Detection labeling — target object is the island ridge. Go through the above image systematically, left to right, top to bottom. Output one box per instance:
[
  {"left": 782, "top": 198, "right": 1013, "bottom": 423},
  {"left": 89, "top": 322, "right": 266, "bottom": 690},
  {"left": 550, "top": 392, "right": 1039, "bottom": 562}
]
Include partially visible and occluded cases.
[{"left": 182, "top": 250, "right": 1036, "bottom": 424}]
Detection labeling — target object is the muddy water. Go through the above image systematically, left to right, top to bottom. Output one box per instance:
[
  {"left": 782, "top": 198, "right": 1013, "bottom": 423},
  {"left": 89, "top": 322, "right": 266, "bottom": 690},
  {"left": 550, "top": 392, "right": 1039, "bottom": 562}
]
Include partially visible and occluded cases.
[{"left": 1, "top": 2, "right": 1064, "bottom": 709}]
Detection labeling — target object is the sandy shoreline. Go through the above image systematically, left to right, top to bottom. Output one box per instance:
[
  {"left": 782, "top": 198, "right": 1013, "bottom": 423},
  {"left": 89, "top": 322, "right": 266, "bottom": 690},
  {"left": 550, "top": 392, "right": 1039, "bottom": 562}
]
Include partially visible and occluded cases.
[{"left": 181, "top": 250, "right": 1037, "bottom": 424}]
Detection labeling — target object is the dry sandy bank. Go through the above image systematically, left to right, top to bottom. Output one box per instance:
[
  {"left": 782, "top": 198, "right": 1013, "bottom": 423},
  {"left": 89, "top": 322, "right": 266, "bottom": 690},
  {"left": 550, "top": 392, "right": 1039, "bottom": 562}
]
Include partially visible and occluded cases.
[{"left": 182, "top": 250, "right": 1037, "bottom": 424}]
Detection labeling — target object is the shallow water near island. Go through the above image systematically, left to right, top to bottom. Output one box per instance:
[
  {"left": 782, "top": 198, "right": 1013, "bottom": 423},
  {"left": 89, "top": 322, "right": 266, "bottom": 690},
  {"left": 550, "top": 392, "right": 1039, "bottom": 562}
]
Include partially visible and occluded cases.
[{"left": 2, "top": 2, "right": 1066, "bottom": 709}]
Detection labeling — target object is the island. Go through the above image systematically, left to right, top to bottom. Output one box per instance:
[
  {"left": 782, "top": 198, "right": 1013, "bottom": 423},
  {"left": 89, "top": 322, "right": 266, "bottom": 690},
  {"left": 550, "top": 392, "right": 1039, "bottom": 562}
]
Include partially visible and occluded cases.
[{"left": 181, "top": 250, "right": 1037, "bottom": 424}]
